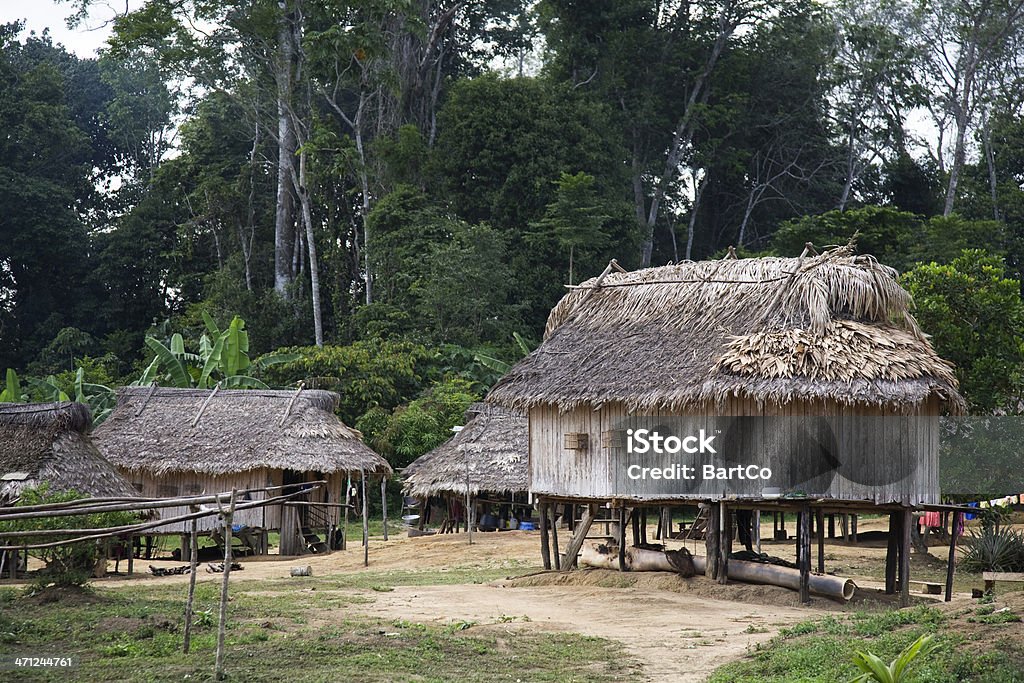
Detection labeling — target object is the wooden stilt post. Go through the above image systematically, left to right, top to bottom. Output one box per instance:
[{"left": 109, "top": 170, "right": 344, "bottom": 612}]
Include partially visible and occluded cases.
[
  {"left": 361, "top": 471, "right": 369, "bottom": 567},
  {"left": 344, "top": 473, "right": 351, "bottom": 550},
  {"left": 381, "top": 478, "right": 388, "bottom": 542},
  {"left": 214, "top": 490, "right": 237, "bottom": 681},
  {"left": 539, "top": 500, "right": 551, "bottom": 570},
  {"left": 718, "top": 502, "right": 730, "bottom": 585},
  {"left": 705, "top": 503, "right": 720, "bottom": 580},
  {"left": 549, "top": 504, "right": 560, "bottom": 570},
  {"left": 562, "top": 504, "right": 598, "bottom": 570},
  {"left": 799, "top": 505, "right": 811, "bottom": 604},
  {"left": 617, "top": 506, "right": 628, "bottom": 571},
  {"left": 631, "top": 507, "right": 641, "bottom": 547},
  {"left": 640, "top": 508, "right": 648, "bottom": 545},
  {"left": 816, "top": 508, "right": 825, "bottom": 574},
  {"left": 899, "top": 508, "right": 912, "bottom": 607},
  {"left": 753, "top": 510, "right": 761, "bottom": 554},
  {"left": 945, "top": 511, "right": 961, "bottom": 602},
  {"left": 795, "top": 512, "right": 803, "bottom": 565},
  {"left": 885, "top": 512, "right": 898, "bottom": 594},
  {"left": 828, "top": 514, "right": 835, "bottom": 539},
  {"left": 842, "top": 514, "right": 849, "bottom": 542},
  {"left": 183, "top": 515, "right": 200, "bottom": 654},
  {"left": 851, "top": 515, "right": 858, "bottom": 544}
]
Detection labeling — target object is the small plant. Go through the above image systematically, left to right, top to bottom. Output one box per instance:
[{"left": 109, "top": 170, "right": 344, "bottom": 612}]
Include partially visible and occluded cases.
[
  {"left": 959, "top": 527, "right": 1024, "bottom": 573},
  {"left": 193, "top": 609, "right": 214, "bottom": 628},
  {"left": 744, "top": 624, "right": 769, "bottom": 634},
  {"left": 849, "top": 633, "right": 938, "bottom": 683}
]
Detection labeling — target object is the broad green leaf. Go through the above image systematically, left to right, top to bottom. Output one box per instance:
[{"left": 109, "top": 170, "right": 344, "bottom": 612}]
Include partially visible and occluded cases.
[
  {"left": 201, "top": 309, "right": 221, "bottom": 337},
  {"left": 198, "top": 334, "right": 225, "bottom": 389},
  {"left": 144, "top": 337, "right": 193, "bottom": 388},
  {"left": 134, "top": 356, "right": 160, "bottom": 386},
  {"left": 221, "top": 375, "right": 268, "bottom": 389}
]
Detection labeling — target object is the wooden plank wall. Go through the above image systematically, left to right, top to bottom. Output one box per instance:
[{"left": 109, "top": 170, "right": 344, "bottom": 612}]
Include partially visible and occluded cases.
[
  {"left": 528, "top": 399, "right": 940, "bottom": 505},
  {"left": 123, "top": 469, "right": 350, "bottom": 534}
]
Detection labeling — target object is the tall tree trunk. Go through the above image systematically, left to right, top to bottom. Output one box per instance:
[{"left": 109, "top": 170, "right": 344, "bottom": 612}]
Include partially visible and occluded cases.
[
  {"left": 274, "top": 2, "right": 298, "bottom": 297},
  {"left": 640, "top": 2, "right": 737, "bottom": 266},
  {"left": 982, "top": 109, "right": 1001, "bottom": 221},
  {"left": 296, "top": 149, "right": 323, "bottom": 346},
  {"left": 685, "top": 172, "right": 706, "bottom": 261}
]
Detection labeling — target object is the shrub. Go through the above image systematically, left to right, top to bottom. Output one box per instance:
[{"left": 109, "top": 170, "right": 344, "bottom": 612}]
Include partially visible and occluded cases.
[
  {"left": 0, "top": 485, "right": 138, "bottom": 588},
  {"left": 959, "top": 526, "right": 1024, "bottom": 573}
]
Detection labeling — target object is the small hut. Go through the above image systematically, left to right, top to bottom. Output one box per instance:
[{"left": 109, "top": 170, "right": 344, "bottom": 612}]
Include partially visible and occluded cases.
[
  {"left": 487, "top": 248, "right": 966, "bottom": 602},
  {"left": 93, "top": 387, "right": 391, "bottom": 555},
  {"left": 0, "top": 402, "right": 137, "bottom": 505},
  {"left": 402, "top": 403, "right": 528, "bottom": 532}
]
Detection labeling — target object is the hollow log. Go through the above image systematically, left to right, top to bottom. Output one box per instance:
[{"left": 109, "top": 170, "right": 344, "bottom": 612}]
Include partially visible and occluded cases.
[{"left": 578, "top": 543, "right": 855, "bottom": 601}]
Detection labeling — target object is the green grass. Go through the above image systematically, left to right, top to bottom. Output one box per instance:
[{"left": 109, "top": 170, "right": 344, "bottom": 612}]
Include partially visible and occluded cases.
[
  {"left": 0, "top": 581, "right": 635, "bottom": 682},
  {"left": 709, "top": 605, "right": 1024, "bottom": 682}
]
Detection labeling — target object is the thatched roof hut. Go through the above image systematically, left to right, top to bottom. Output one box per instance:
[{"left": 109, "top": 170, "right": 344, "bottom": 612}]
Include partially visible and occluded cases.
[
  {"left": 486, "top": 248, "right": 964, "bottom": 506},
  {"left": 488, "top": 248, "right": 963, "bottom": 414},
  {"left": 93, "top": 387, "right": 390, "bottom": 551},
  {"left": 94, "top": 387, "right": 391, "bottom": 477},
  {"left": 0, "top": 402, "right": 137, "bottom": 504},
  {"left": 403, "top": 403, "right": 527, "bottom": 499}
]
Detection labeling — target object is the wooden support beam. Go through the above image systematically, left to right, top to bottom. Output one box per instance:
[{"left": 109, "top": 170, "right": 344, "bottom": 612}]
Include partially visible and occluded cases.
[
  {"left": 361, "top": 473, "right": 369, "bottom": 567},
  {"left": 381, "top": 478, "right": 388, "bottom": 542},
  {"left": 214, "top": 490, "right": 237, "bottom": 681},
  {"left": 539, "top": 500, "right": 551, "bottom": 570},
  {"left": 718, "top": 502, "right": 730, "bottom": 585},
  {"left": 705, "top": 503, "right": 720, "bottom": 580},
  {"left": 550, "top": 504, "right": 561, "bottom": 571},
  {"left": 562, "top": 504, "right": 598, "bottom": 570},
  {"left": 799, "top": 505, "right": 811, "bottom": 604},
  {"left": 618, "top": 506, "right": 628, "bottom": 572},
  {"left": 631, "top": 507, "right": 641, "bottom": 547},
  {"left": 640, "top": 508, "right": 649, "bottom": 546},
  {"left": 816, "top": 508, "right": 825, "bottom": 574},
  {"left": 900, "top": 508, "right": 912, "bottom": 607},
  {"left": 753, "top": 510, "right": 761, "bottom": 555},
  {"left": 945, "top": 511, "right": 961, "bottom": 602},
  {"left": 885, "top": 512, "right": 898, "bottom": 595},
  {"left": 828, "top": 514, "right": 835, "bottom": 539},
  {"left": 851, "top": 515, "right": 858, "bottom": 544},
  {"left": 183, "top": 516, "right": 199, "bottom": 653}
]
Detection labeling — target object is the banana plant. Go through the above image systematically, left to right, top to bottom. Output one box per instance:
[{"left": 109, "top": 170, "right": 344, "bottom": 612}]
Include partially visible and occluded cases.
[
  {"left": 138, "top": 313, "right": 298, "bottom": 390},
  {"left": 474, "top": 332, "right": 533, "bottom": 375},
  {"left": 0, "top": 369, "right": 27, "bottom": 402},
  {"left": 26, "top": 375, "right": 70, "bottom": 402}
]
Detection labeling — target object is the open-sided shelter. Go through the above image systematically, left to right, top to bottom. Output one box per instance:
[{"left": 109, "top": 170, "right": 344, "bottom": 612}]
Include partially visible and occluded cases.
[
  {"left": 93, "top": 387, "right": 391, "bottom": 555},
  {"left": 402, "top": 403, "right": 527, "bottom": 531}
]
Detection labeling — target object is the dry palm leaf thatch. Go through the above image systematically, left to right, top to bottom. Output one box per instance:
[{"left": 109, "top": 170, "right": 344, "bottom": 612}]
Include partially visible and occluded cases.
[
  {"left": 488, "top": 247, "right": 964, "bottom": 414},
  {"left": 93, "top": 387, "right": 391, "bottom": 477},
  {"left": 0, "top": 402, "right": 138, "bottom": 504},
  {"left": 402, "top": 403, "right": 527, "bottom": 498}
]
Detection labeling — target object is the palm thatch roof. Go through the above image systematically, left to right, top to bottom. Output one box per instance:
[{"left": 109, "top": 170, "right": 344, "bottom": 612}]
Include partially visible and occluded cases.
[
  {"left": 487, "top": 247, "right": 965, "bottom": 414},
  {"left": 93, "top": 387, "right": 391, "bottom": 476},
  {"left": 0, "top": 402, "right": 138, "bottom": 504},
  {"left": 402, "top": 403, "right": 527, "bottom": 497}
]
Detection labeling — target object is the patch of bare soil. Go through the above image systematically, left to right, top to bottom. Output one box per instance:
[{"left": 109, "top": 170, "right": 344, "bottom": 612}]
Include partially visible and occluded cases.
[{"left": 353, "top": 581, "right": 812, "bottom": 683}]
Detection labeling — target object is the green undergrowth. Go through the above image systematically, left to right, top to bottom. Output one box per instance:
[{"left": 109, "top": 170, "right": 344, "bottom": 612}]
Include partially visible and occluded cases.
[
  {"left": 0, "top": 580, "right": 634, "bottom": 682},
  {"left": 710, "top": 604, "right": 1024, "bottom": 682}
]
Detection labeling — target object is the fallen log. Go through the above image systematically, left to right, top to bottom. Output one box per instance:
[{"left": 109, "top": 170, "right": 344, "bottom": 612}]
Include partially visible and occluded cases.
[{"left": 579, "top": 542, "right": 855, "bottom": 602}]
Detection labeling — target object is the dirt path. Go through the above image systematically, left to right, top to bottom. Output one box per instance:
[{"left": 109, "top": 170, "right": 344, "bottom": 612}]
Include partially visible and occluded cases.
[{"left": 355, "top": 582, "right": 811, "bottom": 683}]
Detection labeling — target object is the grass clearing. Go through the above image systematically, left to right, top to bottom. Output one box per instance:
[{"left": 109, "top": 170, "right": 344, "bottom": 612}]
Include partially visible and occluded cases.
[
  {"left": 0, "top": 579, "right": 634, "bottom": 682},
  {"left": 710, "top": 604, "right": 1024, "bottom": 682}
]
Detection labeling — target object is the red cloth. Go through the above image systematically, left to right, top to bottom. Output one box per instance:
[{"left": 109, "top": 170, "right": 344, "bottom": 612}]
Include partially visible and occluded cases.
[{"left": 920, "top": 511, "right": 941, "bottom": 528}]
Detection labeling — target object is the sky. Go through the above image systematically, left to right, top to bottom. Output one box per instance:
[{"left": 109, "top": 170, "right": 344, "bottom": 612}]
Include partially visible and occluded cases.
[{"left": 1, "top": 0, "right": 140, "bottom": 57}]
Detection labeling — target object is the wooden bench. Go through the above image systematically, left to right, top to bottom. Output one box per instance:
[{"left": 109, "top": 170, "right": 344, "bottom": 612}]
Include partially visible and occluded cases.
[{"left": 983, "top": 571, "right": 1024, "bottom": 594}]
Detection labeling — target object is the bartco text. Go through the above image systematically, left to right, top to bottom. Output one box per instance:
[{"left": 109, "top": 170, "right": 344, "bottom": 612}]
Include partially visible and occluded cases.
[{"left": 624, "top": 428, "right": 773, "bottom": 481}]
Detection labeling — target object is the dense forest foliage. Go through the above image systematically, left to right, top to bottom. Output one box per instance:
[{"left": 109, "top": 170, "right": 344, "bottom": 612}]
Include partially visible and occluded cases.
[{"left": 3, "top": 0, "right": 1024, "bottom": 464}]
